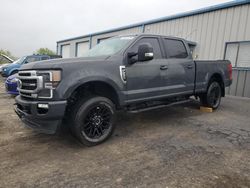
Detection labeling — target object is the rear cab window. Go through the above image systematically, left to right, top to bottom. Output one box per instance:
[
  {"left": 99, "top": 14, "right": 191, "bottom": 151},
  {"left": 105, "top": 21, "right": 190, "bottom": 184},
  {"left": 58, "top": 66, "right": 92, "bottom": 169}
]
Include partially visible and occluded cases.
[{"left": 163, "top": 38, "right": 188, "bottom": 59}]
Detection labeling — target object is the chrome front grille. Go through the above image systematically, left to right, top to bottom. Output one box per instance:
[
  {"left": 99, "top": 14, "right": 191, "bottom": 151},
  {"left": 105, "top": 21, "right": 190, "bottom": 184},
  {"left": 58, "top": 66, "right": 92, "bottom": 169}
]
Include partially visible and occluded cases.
[
  {"left": 17, "top": 70, "right": 53, "bottom": 99},
  {"left": 21, "top": 79, "right": 37, "bottom": 90}
]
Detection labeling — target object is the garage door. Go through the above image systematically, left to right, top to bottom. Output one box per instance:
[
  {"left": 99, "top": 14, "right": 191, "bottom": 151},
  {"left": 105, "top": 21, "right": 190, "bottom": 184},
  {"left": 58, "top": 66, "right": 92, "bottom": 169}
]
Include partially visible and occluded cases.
[
  {"left": 76, "top": 42, "right": 89, "bottom": 57},
  {"left": 61, "top": 44, "right": 70, "bottom": 58}
]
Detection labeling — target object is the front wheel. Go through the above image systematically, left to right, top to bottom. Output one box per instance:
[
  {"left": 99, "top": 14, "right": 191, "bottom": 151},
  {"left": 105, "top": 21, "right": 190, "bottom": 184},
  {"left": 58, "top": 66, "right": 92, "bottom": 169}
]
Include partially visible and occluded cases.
[
  {"left": 200, "top": 81, "right": 222, "bottom": 110},
  {"left": 70, "top": 96, "right": 116, "bottom": 146}
]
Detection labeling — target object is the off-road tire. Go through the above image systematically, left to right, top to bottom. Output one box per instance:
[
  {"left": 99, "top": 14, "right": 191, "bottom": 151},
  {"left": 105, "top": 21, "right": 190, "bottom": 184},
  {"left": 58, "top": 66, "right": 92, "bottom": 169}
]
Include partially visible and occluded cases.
[
  {"left": 200, "top": 81, "right": 222, "bottom": 110},
  {"left": 70, "top": 95, "right": 116, "bottom": 146}
]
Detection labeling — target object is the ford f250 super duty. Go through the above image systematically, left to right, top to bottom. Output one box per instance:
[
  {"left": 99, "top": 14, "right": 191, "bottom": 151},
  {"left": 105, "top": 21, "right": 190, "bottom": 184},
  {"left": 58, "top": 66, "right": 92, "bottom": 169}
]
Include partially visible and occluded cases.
[{"left": 14, "top": 34, "right": 232, "bottom": 146}]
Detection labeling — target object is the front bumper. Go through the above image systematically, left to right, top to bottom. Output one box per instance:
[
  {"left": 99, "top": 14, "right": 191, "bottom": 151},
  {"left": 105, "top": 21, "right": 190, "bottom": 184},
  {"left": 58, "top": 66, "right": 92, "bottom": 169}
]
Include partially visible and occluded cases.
[
  {"left": 1, "top": 70, "right": 9, "bottom": 77},
  {"left": 1, "top": 72, "right": 7, "bottom": 77},
  {"left": 14, "top": 95, "right": 67, "bottom": 134}
]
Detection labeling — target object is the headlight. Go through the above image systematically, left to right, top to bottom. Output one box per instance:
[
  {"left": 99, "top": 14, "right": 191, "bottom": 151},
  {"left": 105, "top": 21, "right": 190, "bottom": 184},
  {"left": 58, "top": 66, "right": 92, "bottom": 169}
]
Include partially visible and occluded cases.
[
  {"left": 3, "top": 68, "right": 6, "bottom": 71},
  {"left": 36, "top": 70, "right": 61, "bottom": 99},
  {"left": 37, "top": 70, "right": 61, "bottom": 88},
  {"left": 10, "top": 78, "right": 18, "bottom": 83}
]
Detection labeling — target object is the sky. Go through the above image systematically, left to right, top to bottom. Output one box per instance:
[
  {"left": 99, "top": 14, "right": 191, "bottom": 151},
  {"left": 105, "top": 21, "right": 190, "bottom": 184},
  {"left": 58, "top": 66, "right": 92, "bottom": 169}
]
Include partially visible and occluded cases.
[{"left": 0, "top": 0, "right": 230, "bottom": 57}]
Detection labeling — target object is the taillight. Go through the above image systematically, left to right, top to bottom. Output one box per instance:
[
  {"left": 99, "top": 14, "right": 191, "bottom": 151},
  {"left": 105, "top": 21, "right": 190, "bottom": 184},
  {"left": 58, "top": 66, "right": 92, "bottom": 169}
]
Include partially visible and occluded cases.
[{"left": 228, "top": 63, "right": 232, "bottom": 80}]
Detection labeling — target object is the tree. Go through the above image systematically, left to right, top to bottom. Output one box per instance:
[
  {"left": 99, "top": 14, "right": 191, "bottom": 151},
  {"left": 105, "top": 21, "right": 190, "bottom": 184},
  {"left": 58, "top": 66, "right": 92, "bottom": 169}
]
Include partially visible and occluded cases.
[{"left": 36, "top": 48, "right": 56, "bottom": 55}]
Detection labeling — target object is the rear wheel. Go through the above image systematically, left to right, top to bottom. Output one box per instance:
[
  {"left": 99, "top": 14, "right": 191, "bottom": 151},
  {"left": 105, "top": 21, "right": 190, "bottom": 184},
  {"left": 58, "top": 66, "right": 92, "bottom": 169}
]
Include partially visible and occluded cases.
[
  {"left": 200, "top": 81, "right": 222, "bottom": 110},
  {"left": 70, "top": 95, "right": 116, "bottom": 146}
]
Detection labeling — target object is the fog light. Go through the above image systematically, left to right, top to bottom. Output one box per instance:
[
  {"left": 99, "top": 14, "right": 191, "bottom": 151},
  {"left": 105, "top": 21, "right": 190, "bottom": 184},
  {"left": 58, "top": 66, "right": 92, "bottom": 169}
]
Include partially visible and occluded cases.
[{"left": 38, "top": 103, "right": 49, "bottom": 109}]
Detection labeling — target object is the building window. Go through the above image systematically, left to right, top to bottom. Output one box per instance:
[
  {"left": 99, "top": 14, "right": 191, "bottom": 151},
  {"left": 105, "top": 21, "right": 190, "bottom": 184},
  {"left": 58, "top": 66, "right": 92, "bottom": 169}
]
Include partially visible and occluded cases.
[
  {"left": 97, "top": 37, "right": 111, "bottom": 44},
  {"left": 225, "top": 41, "right": 250, "bottom": 68}
]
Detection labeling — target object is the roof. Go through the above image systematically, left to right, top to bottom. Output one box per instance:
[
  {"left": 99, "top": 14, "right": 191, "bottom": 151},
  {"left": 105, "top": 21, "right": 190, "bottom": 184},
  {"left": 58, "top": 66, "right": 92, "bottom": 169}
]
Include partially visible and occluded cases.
[{"left": 57, "top": 0, "right": 250, "bottom": 43}]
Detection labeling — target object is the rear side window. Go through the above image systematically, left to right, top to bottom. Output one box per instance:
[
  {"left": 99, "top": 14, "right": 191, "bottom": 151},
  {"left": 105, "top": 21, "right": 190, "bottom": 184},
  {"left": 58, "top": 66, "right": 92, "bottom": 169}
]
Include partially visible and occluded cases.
[
  {"left": 130, "top": 37, "right": 162, "bottom": 59},
  {"left": 164, "top": 39, "right": 188, "bottom": 58},
  {"left": 41, "top": 56, "right": 49, "bottom": 60},
  {"left": 26, "top": 57, "right": 40, "bottom": 63}
]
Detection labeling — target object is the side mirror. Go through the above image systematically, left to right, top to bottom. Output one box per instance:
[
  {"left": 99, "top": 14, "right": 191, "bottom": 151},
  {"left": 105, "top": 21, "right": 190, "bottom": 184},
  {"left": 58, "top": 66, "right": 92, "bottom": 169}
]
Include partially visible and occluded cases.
[{"left": 138, "top": 43, "right": 154, "bottom": 61}]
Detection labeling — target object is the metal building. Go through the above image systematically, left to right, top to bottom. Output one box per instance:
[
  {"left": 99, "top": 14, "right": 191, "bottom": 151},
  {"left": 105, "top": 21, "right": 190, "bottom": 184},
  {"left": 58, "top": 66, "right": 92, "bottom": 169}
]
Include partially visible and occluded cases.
[{"left": 57, "top": 0, "right": 250, "bottom": 98}]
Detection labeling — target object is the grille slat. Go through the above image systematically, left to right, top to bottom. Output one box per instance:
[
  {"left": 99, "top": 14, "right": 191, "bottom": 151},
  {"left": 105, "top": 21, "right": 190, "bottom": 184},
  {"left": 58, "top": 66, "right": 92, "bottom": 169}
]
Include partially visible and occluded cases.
[
  {"left": 17, "top": 70, "right": 53, "bottom": 99},
  {"left": 17, "top": 71, "right": 39, "bottom": 98},
  {"left": 21, "top": 79, "right": 37, "bottom": 90}
]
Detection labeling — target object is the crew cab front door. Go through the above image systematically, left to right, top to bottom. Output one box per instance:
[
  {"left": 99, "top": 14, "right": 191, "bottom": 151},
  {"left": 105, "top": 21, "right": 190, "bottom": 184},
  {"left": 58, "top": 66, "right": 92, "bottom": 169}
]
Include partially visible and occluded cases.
[{"left": 125, "top": 37, "right": 168, "bottom": 103}]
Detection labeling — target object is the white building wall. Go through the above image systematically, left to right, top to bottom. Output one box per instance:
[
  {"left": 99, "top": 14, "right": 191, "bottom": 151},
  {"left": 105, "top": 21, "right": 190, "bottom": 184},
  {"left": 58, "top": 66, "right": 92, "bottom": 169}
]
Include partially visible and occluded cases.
[
  {"left": 56, "top": 2, "right": 250, "bottom": 97},
  {"left": 57, "top": 4, "right": 250, "bottom": 60},
  {"left": 143, "top": 4, "right": 250, "bottom": 60},
  {"left": 91, "top": 26, "right": 142, "bottom": 46},
  {"left": 58, "top": 37, "right": 90, "bottom": 58}
]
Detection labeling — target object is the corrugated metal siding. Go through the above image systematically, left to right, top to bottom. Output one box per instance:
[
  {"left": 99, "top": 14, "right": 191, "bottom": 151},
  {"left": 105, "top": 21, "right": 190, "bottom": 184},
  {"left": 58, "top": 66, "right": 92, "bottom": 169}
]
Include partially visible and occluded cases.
[
  {"left": 144, "top": 4, "right": 250, "bottom": 60},
  {"left": 57, "top": 26, "right": 141, "bottom": 56},
  {"left": 91, "top": 26, "right": 142, "bottom": 46},
  {"left": 226, "top": 69, "right": 250, "bottom": 97}
]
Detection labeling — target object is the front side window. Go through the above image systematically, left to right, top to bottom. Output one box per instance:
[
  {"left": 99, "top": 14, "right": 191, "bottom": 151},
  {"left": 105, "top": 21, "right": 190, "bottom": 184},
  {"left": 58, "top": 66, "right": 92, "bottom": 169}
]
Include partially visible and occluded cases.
[
  {"left": 83, "top": 36, "right": 135, "bottom": 57},
  {"left": 129, "top": 37, "right": 162, "bottom": 59},
  {"left": 164, "top": 39, "right": 188, "bottom": 58},
  {"left": 13, "top": 56, "right": 26, "bottom": 64},
  {"left": 25, "top": 57, "right": 40, "bottom": 63}
]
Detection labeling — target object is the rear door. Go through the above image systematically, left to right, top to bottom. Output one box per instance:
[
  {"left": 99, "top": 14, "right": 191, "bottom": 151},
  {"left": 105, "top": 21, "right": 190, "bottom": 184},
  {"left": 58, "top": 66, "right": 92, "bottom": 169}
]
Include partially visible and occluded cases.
[
  {"left": 125, "top": 37, "right": 168, "bottom": 102},
  {"left": 162, "top": 38, "right": 195, "bottom": 95}
]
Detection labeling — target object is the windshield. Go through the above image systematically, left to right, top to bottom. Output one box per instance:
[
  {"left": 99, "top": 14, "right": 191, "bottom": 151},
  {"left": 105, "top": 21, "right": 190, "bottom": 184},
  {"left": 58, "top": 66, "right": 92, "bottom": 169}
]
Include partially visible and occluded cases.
[
  {"left": 83, "top": 36, "right": 135, "bottom": 57},
  {"left": 12, "top": 56, "right": 26, "bottom": 64}
]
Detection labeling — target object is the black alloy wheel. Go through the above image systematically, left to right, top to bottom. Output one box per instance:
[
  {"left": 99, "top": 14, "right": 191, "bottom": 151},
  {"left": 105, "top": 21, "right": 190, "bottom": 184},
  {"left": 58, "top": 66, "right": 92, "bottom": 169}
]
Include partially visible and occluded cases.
[
  {"left": 200, "top": 81, "right": 222, "bottom": 109},
  {"left": 70, "top": 96, "right": 116, "bottom": 146}
]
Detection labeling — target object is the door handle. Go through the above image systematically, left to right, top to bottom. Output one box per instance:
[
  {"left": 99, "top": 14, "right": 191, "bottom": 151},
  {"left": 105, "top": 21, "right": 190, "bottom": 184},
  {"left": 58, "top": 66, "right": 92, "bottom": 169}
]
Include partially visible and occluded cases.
[
  {"left": 187, "top": 64, "right": 193, "bottom": 69},
  {"left": 160, "top": 65, "right": 168, "bottom": 70}
]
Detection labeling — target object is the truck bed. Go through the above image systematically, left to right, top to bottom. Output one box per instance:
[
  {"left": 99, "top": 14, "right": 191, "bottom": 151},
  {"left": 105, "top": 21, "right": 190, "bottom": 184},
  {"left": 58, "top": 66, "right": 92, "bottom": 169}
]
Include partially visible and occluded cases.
[{"left": 194, "top": 60, "right": 232, "bottom": 93}]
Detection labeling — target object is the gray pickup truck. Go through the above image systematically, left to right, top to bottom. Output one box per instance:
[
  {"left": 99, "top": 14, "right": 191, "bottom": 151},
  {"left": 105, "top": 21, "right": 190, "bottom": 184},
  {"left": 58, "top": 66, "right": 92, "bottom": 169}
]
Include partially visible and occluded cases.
[{"left": 14, "top": 34, "right": 232, "bottom": 146}]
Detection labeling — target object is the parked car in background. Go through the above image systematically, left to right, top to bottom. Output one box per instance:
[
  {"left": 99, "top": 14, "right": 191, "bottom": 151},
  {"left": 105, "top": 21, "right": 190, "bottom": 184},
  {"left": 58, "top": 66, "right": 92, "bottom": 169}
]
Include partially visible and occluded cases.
[
  {"left": 0, "top": 54, "right": 14, "bottom": 73},
  {"left": 1, "top": 54, "right": 61, "bottom": 77},
  {"left": 4, "top": 55, "right": 62, "bottom": 95},
  {"left": 5, "top": 73, "right": 18, "bottom": 95}
]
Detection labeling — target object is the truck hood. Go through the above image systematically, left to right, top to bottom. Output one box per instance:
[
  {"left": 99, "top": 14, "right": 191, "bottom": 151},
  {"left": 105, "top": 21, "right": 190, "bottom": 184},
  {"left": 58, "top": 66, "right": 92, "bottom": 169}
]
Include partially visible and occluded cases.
[
  {"left": 19, "top": 56, "right": 110, "bottom": 70},
  {"left": 0, "top": 63, "right": 10, "bottom": 68}
]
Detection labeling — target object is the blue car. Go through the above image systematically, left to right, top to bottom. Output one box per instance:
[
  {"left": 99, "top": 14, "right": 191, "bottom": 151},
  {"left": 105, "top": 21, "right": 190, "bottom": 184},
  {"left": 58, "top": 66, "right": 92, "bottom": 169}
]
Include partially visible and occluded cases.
[
  {"left": 1, "top": 54, "right": 61, "bottom": 77},
  {"left": 5, "top": 73, "right": 19, "bottom": 95}
]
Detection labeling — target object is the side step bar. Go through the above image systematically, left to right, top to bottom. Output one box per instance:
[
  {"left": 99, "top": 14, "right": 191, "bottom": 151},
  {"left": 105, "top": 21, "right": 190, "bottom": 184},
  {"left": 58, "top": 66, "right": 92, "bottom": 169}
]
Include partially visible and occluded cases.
[{"left": 127, "top": 99, "right": 193, "bottom": 113}]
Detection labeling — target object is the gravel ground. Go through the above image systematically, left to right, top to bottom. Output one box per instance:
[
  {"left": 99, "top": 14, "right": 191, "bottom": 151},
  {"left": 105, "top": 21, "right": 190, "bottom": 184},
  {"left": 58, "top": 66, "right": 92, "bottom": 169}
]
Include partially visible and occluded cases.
[{"left": 0, "top": 76, "right": 250, "bottom": 188}]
